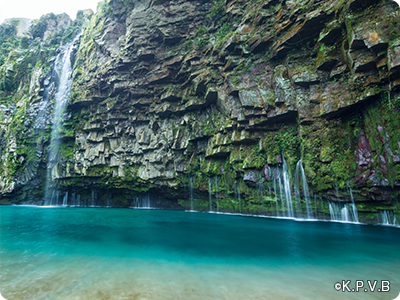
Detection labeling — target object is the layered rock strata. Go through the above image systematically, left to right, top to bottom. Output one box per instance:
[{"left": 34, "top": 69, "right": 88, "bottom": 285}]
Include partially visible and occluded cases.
[{"left": 0, "top": 0, "right": 400, "bottom": 222}]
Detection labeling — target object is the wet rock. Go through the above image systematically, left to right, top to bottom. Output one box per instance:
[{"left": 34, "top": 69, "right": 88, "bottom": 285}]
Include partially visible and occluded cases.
[
  {"left": 318, "top": 20, "right": 342, "bottom": 45},
  {"left": 388, "top": 40, "right": 400, "bottom": 74},
  {"left": 316, "top": 46, "right": 339, "bottom": 71},
  {"left": 352, "top": 50, "right": 377, "bottom": 73},
  {"left": 273, "top": 65, "right": 295, "bottom": 106},
  {"left": 290, "top": 67, "right": 319, "bottom": 87},
  {"left": 238, "top": 89, "right": 264, "bottom": 108}
]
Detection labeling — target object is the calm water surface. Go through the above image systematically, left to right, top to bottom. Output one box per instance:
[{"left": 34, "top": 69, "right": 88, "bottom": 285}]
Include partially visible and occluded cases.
[{"left": 0, "top": 206, "right": 399, "bottom": 300}]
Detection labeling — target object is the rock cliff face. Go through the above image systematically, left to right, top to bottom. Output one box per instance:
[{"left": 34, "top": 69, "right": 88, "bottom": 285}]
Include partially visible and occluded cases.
[{"left": 1, "top": 0, "right": 400, "bottom": 222}]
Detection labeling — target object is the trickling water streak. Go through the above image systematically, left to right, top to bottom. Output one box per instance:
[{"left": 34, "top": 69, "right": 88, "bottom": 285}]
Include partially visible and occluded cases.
[
  {"left": 282, "top": 156, "right": 294, "bottom": 218},
  {"left": 295, "top": 159, "right": 312, "bottom": 219},
  {"left": 294, "top": 163, "right": 301, "bottom": 214},
  {"left": 215, "top": 176, "right": 219, "bottom": 213},
  {"left": 278, "top": 176, "right": 283, "bottom": 215},
  {"left": 183, "top": 177, "right": 187, "bottom": 205},
  {"left": 189, "top": 177, "right": 194, "bottom": 211},
  {"left": 208, "top": 178, "right": 212, "bottom": 212},
  {"left": 274, "top": 179, "right": 279, "bottom": 217},
  {"left": 234, "top": 181, "right": 237, "bottom": 209},
  {"left": 238, "top": 183, "right": 241, "bottom": 214},
  {"left": 256, "top": 183, "right": 261, "bottom": 214},
  {"left": 335, "top": 185, "right": 339, "bottom": 197},
  {"left": 268, "top": 187, "right": 272, "bottom": 214},
  {"left": 349, "top": 188, "right": 359, "bottom": 223},
  {"left": 91, "top": 189, "right": 95, "bottom": 207},
  {"left": 49, "top": 190, "right": 55, "bottom": 206},
  {"left": 62, "top": 192, "right": 68, "bottom": 206},
  {"left": 71, "top": 192, "right": 75, "bottom": 206},
  {"left": 77, "top": 194, "right": 81, "bottom": 207},
  {"left": 132, "top": 194, "right": 151, "bottom": 208},
  {"left": 143, "top": 194, "right": 151, "bottom": 208},
  {"left": 314, "top": 194, "right": 318, "bottom": 219},
  {"left": 320, "top": 196, "right": 324, "bottom": 213},
  {"left": 328, "top": 200, "right": 358, "bottom": 223},
  {"left": 329, "top": 201, "right": 339, "bottom": 220},
  {"left": 341, "top": 205, "right": 350, "bottom": 222},
  {"left": 380, "top": 210, "right": 398, "bottom": 226}
]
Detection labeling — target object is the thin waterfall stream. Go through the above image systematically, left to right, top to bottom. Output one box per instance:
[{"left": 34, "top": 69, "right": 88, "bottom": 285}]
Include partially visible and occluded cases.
[{"left": 43, "top": 33, "right": 82, "bottom": 205}]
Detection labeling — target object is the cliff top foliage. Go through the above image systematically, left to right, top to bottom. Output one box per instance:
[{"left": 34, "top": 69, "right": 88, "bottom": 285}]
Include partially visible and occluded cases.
[{"left": 0, "top": 12, "right": 86, "bottom": 101}]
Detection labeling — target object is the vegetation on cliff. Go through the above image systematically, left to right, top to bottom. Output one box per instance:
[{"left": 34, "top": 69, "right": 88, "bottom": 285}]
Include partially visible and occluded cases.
[{"left": 0, "top": 0, "right": 399, "bottom": 222}]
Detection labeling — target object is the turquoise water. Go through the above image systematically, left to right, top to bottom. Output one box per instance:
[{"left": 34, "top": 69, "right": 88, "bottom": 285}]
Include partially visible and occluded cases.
[{"left": 0, "top": 206, "right": 399, "bottom": 300}]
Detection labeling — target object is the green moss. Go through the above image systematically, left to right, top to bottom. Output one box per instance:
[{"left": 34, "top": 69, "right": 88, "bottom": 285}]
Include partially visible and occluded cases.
[
  {"left": 302, "top": 117, "right": 357, "bottom": 192},
  {"left": 261, "top": 123, "right": 300, "bottom": 169}
]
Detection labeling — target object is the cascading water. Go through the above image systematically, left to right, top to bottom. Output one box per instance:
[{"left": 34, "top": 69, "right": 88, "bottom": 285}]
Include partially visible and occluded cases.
[
  {"left": 43, "top": 33, "right": 82, "bottom": 206},
  {"left": 189, "top": 154, "right": 368, "bottom": 225},
  {"left": 282, "top": 156, "right": 294, "bottom": 218},
  {"left": 295, "top": 159, "right": 313, "bottom": 219},
  {"left": 189, "top": 176, "right": 194, "bottom": 211},
  {"left": 215, "top": 176, "right": 219, "bottom": 212},
  {"left": 208, "top": 178, "right": 212, "bottom": 212},
  {"left": 273, "top": 178, "right": 279, "bottom": 217},
  {"left": 237, "top": 181, "right": 241, "bottom": 213},
  {"left": 256, "top": 183, "right": 264, "bottom": 214},
  {"left": 349, "top": 188, "right": 359, "bottom": 223},
  {"left": 91, "top": 189, "right": 95, "bottom": 207},
  {"left": 62, "top": 192, "right": 68, "bottom": 206},
  {"left": 71, "top": 192, "right": 76, "bottom": 206},
  {"left": 131, "top": 194, "right": 151, "bottom": 209},
  {"left": 328, "top": 201, "right": 358, "bottom": 223},
  {"left": 328, "top": 201, "right": 340, "bottom": 221},
  {"left": 341, "top": 205, "right": 350, "bottom": 222},
  {"left": 380, "top": 210, "right": 398, "bottom": 226}
]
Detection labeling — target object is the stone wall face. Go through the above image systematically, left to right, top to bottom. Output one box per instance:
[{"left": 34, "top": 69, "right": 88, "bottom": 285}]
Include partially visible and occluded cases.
[{"left": 1, "top": 0, "right": 400, "bottom": 222}]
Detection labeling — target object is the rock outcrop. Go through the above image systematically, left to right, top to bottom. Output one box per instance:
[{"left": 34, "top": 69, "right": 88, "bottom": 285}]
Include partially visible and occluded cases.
[{"left": 0, "top": 0, "right": 400, "bottom": 222}]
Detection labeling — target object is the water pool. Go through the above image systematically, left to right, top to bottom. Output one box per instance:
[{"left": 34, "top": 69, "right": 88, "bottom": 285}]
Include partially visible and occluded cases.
[{"left": 0, "top": 206, "right": 399, "bottom": 299}]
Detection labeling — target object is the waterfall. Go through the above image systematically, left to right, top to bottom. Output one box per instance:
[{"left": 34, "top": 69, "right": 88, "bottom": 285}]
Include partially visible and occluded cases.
[
  {"left": 43, "top": 32, "right": 82, "bottom": 206},
  {"left": 282, "top": 156, "right": 294, "bottom": 218},
  {"left": 295, "top": 159, "right": 313, "bottom": 219},
  {"left": 294, "top": 165, "right": 301, "bottom": 215},
  {"left": 189, "top": 176, "right": 194, "bottom": 211},
  {"left": 215, "top": 176, "right": 219, "bottom": 212},
  {"left": 209, "top": 178, "right": 212, "bottom": 212},
  {"left": 274, "top": 178, "right": 279, "bottom": 217},
  {"left": 233, "top": 180, "right": 242, "bottom": 213},
  {"left": 237, "top": 182, "right": 241, "bottom": 214},
  {"left": 256, "top": 183, "right": 264, "bottom": 214},
  {"left": 349, "top": 188, "right": 359, "bottom": 223},
  {"left": 48, "top": 190, "right": 55, "bottom": 206},
  {"left": 49, "top": 190, "right": 60, "bottom": 206},
  {"left": 91, "top": 190, "right": 95, "bottom": 207},
  {"left": 62, "top": 192, "right": 68, "bottom": 206},
  {"left": 71, "top": 192, "right": 75, "bottom": 206},
  {"left": 132, "top": 194, "right": 151, "bottom": 209},
  {"left": 314, "top": 194, "right": 318, "bottom": 219},
  {"left": 328, "top": 201, "right": 358, "bottom": 223},
  {"left": 329, "top": 201, "right": 340, "bottom": 221},
  {"left": 341, "top": 205, "right": 350, "bottom": 222},
  {"left": 380, "top": 210, "right": 398, "bottom": 226}
]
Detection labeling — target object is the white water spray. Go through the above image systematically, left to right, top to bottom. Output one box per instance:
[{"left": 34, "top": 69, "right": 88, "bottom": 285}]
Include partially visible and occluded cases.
[{"left": 44, "top": 33, "right": 82, "bottom": 205}]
